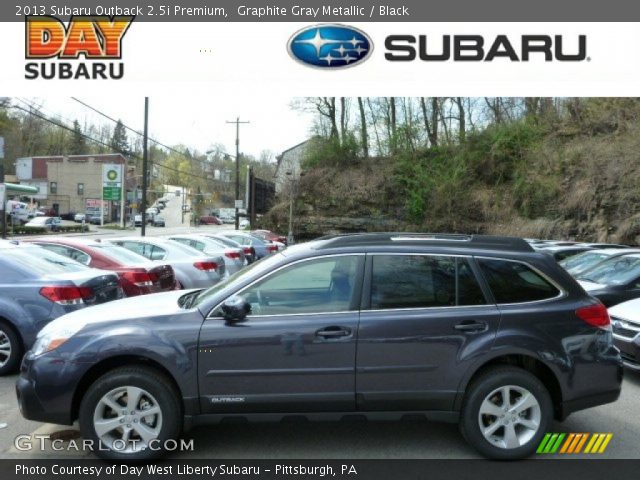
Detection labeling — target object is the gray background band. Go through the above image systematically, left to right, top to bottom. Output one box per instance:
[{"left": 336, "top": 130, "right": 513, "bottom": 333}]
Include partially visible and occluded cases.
[{"left": 6, "top": 1, "right": 640, "bottom": 21}]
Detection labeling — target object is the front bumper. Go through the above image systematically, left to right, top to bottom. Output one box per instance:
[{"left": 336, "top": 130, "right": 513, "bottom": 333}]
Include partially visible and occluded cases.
[{"left": 15, "top": 352, "right": 85, "bottom": 426}]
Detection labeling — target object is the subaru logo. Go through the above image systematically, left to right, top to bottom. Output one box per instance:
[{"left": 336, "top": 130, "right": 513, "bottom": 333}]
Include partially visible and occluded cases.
[{"left": 288, "top": 24, "right": 373, "bottom": 69}]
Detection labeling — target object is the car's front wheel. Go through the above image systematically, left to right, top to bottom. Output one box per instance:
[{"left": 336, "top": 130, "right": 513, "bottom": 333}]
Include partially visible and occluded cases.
[
  {"left": 0, "top": 321, "right": 21, "bottom": 376},
  {"left": 79, "top": 366, "right": 182, "bottom": 461},
  {"left": 460, "top": 366, "right": 552, "bottom": 460}
]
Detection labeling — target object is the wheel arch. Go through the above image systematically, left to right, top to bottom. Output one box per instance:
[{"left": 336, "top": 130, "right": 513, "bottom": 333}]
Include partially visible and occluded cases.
[
  {"left": 456, "top": 353, "right": 564, "bottom": 420},
  {"left": 71, "top": 355, "right": 184, "bottom": 423}
]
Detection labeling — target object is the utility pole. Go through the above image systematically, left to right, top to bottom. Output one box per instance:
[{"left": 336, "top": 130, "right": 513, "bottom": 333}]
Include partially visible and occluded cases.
[
  {"left": 141, "top": 97, "right": 149, "bottom": 237},
  {"left": 226, "top": 117, "right": 249, "bottom": 230}
]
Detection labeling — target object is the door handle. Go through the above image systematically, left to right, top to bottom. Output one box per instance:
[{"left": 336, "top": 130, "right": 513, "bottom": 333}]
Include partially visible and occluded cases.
[
  {"left": 454, "top": 321, "right": 488, "bottom": 332},
  {"left": 316, "top": 326, "right": 352, "bottom": 338}
]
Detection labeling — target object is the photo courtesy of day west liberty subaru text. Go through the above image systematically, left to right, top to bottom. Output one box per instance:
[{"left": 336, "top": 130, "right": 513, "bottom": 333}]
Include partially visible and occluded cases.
[{"left": 24, "top": 15, "right": 134, "bottom": 80}]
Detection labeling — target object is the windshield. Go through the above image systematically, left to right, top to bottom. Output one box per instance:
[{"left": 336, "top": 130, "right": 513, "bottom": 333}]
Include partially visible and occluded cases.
[
  {"left": 92, "top": 244, "right": 150, "bottom": 265},
  {"left": 8, "top": 246, "right": 90, "bottom": 275},
  {"left": 560, "top": 251, "right": 610, "bottom": 272},
  {"left": 194, "top": 253, "right": 285, "bottom": 306},
  {"left": 578, "top": 255, "right": 640, "bottom": 285}
]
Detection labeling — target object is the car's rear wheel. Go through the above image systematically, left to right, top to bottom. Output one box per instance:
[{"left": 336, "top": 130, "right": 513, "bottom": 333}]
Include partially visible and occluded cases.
[
  {"left": 0, "top": 321, "right": 21, "bottom": 376},
  {"left": 79, "top": 366, "right": 182, "bottom": 461},
  {"left": 460, "top": 366, "right": 552, "bottom": 460}
]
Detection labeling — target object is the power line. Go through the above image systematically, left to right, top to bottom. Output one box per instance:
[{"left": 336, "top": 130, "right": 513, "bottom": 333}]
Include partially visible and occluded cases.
[
  {"left": 70, "top": 96, "right": 212, "bottom": 169},
  {"left": 8, "top": 102, "right": 216, "bottom": 183}
]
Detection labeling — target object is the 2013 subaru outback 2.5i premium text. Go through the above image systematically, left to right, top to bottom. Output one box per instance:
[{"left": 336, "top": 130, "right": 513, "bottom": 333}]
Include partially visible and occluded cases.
[{"left": 16, "top": 234, "right": 622, "bottom": 460}]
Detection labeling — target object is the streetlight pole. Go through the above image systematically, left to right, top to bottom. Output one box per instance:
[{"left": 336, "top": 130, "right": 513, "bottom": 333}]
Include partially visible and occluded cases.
[
  {"left": 141, "top": 97, "right": 149, "bottom": 237},
  {"left": 226, "top": 117, "right": 249, "bottom": 230},
  {"left": 286, "top": 170, "right": 294, "bottom": 245}
]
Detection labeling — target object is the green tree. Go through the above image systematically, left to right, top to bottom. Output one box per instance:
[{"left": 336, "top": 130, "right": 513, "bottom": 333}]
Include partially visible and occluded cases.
[
  {"left": 110, "top": 119, "right": 128, "bottom": 154},
  {"left": 69, "top": 120, "right": 86, "bottom": 155}
]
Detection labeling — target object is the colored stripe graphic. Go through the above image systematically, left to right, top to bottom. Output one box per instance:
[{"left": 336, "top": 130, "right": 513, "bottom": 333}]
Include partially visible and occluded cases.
[{"left": 537, "top": 433, "right": 612, "bottom": 454}]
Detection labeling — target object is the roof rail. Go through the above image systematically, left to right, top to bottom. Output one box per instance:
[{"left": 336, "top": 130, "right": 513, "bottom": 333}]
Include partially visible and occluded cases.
[{"left": 314, "top": 233, "right": 534, "bottom": 252}]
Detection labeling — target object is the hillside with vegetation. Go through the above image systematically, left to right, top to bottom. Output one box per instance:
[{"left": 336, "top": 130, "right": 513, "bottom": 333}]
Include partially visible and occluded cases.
[{"left": 266, "top": 97, "right": 640, "bottom": 244}]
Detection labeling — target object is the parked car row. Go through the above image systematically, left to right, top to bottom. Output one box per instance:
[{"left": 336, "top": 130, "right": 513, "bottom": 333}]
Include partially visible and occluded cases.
[
  {"left": 0, "top": 229, "right": 287, "bottom": 377},
  {"left": 529, "top": 238, "right": 640, "bottom": 371}
]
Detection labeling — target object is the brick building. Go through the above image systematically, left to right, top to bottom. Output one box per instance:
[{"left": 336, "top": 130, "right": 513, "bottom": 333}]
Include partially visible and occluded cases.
[{"left": 15, "top": 153, "right": 129, "bottom": 218}]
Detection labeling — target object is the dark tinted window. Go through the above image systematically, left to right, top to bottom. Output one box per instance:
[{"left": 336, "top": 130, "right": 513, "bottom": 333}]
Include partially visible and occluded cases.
[
  {"left": 371, "top": 255, "right": 486, "bottom": 309},
  {"left": 458, "top": 259, "right": 487, "bottom": 306},
  {"left": 478, "top": 259, "right": 559, "bottom": 304}
]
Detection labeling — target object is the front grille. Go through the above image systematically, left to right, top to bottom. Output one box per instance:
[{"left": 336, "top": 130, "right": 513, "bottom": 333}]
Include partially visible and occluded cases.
[
  {"left": 611, "top": 316, "right": 640, "bottom": 340},
  {"left": 621, "top": 352, "right": 638, "bottom": 364}
]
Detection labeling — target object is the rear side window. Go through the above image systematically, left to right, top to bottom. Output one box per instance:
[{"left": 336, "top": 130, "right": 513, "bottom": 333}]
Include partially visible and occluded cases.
[
  {"left": 370, "top": 255, "right": 486, "bottom": 309},
  {"left": 477, "top": 259, "right": 560, "bottom": 304}
]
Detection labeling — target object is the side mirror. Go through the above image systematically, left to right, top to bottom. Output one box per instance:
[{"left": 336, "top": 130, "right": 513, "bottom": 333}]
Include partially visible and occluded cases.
[{"left": 221, "top": 296, "right": 251, "bottom": 322}]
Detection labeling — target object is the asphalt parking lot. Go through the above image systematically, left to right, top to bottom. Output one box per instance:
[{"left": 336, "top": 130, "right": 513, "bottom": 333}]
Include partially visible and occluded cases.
[{"left": 1, "top": 370, "right": 638, "bottom": 459}]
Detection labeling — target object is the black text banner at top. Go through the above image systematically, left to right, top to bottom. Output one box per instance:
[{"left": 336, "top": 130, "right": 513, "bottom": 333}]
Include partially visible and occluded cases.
[{"left": 6, "top": 0, "right": 640, "bottom": 21}]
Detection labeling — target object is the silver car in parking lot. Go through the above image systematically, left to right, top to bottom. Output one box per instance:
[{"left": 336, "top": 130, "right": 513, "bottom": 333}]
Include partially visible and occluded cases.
[
  {"left": 164, "top": 234, "right": 246, "bottom": 275},
  {"left": 106, "top": 237, "right": 225, "bottom": 289}
]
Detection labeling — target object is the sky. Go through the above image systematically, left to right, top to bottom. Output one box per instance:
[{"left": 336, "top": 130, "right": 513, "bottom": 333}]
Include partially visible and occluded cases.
[{"left": 23, "top": 96, "right": 315, "bottom": 161}]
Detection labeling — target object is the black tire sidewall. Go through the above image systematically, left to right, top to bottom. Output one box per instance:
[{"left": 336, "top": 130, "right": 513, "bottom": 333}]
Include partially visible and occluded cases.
[
  {"left": 0, "top": 321, "right": 22, "bottom": 376},
  {"left": 79, "top": 367, "right": 182, "bottom": 461},
  {"left": 460, "top": 367, "right": 553, "bottom": 460}
]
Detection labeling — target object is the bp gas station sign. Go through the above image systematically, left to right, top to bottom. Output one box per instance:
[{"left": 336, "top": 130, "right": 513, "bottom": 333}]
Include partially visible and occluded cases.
[{"left": 102, "top": 164, "right": 122, "bottom": 201}]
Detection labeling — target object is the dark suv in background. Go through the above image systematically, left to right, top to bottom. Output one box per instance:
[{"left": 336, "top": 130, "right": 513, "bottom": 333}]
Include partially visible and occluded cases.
[{"left": 17, "top": 234, "right": 622, "bottom": 460}]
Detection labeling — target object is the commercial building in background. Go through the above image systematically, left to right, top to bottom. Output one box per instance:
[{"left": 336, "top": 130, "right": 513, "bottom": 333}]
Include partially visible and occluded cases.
[
  {"left": 274, "top": 139, "right": 313, "bottom": 194},
  {"left": 15, "top": 153, "right": 129, "bottom": 218}
]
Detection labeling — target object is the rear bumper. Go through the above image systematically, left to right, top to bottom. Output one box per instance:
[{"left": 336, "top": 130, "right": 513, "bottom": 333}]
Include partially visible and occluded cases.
[{"left": 560, "top": 389, "right": 622, "bottom": 419}]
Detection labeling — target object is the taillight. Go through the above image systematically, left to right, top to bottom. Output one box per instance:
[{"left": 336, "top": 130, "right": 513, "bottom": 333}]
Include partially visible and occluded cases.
[
  {"left": 267, "top": 244, "right": 278, "bottom": 253},
  {"left": 243, "top": 247, "right": 253, "bottom": 256},
  {"left": 225, "top": 251, "right": 241, "bottom": 260},
  {"left": 194, "top": 261, "right": 218, "bottom": 271},
  {"left": 121, "top": 271, "right": 155, "bottom": 287},
  {"left": 40, "top": 286, "right": 92, "bottom": 306},
  {"left": 576, "top": 303, "right": 610, "bottom": 328}
]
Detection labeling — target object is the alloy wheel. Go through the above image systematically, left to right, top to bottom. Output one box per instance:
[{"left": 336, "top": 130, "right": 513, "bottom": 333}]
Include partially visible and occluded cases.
[
  {"left": 478, "top": 385, "right": 541, "bottom": 449},
  {"left": 93, "top": 386, "right": 163, "bottom": 453}
]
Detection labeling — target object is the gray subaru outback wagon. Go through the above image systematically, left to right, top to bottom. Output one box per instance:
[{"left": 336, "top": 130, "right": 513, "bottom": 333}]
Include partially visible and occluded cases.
[{"left": 17, "top": 234, "right": 622, "bottom": 460}]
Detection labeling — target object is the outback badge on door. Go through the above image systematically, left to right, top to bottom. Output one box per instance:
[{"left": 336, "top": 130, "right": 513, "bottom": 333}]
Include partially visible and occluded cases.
[{"left": 288, "top": 24, "right": 373, "bottom": 69}]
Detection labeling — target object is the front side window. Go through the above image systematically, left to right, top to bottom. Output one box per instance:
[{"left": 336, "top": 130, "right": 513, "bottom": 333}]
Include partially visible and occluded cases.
[
  {"left": 370, "top": 255, "right": 486, "bottom": 309},
  {"left": 234, "top": 256, "right": 361, "bottom": 316},
  {"left": 477, "top": 258, "right": 560, "bottom": 304}
]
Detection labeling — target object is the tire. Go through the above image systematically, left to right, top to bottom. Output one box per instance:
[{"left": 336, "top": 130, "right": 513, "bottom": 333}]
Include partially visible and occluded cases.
[
  {"left": 0, "top": 320, "right": 22, "bottom": 376},
  {"left": 79, "top": 366, "right": 182, "bottom": 461},
  {"left": 459, "top": 366, "right": 553, "bottom": 460}
]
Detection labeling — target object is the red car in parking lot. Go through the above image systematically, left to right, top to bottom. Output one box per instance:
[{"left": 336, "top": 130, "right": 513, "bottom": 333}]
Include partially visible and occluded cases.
[
  {"left": 199, "top": 215, "right": 222, "bottom": 225},
  {"left": 252, "top": 229, "right": 288, "bottom": 245},
  {"left": 25, "top": 238, "right": 177, "bottom": 297}
]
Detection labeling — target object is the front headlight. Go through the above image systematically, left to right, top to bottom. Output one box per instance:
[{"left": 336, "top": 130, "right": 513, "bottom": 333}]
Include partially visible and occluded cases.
[{"left": 31, "top": 322, "right": 86, "bottom": 356}]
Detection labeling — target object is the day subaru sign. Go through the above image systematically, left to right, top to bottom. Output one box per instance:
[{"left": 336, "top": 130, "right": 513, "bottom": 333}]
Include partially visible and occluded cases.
[{"left": 288, "top": 24, "right": 373, "bottom": 69}]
